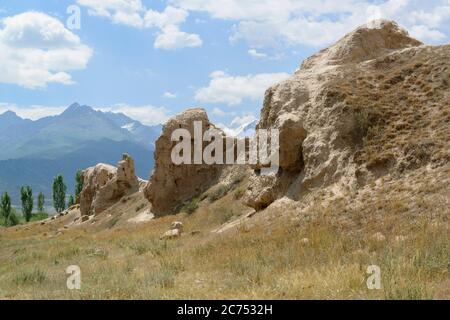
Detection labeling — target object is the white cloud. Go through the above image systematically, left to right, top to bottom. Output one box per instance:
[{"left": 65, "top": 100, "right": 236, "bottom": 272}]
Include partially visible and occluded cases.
[
  {"left": 77, "top": 0, "right": 145, "bottom": 27},
  {"left": 173, "top": 0, "right": 450, "bottom": 47},
  {"left": 173, "top": 0, "right": 296, "bottom": 20},
  {"left": 227, "top": 0, "right": 413, "bottom": 47},
  {"left": 77, "top": 1, "right": 202, "bottom": 50},
  {"left": 78, "top": 1, "right": 450, "bottom": 50},
  {"left": 409, "top": 4, "right": 450, "bottom": 28},
  {"left": 144, "top": 6, "right": 188, "bottom": 28},
  {"left": 145, "top": 6, "right": 202, "bottom": 49},
  {"left": 0, "top": 11, "right": 92, "bottom": 89},
  {"left": 112, "top": 11, "right": 144, "bottom": 28},
  {"left": 154, "top": 25, "right": 202, "bottom": 49},
  {"left": 409, "top": 25, "right": 446, "bottom": 42},
  {"left": 248, "top": 48, "right": 267, "bottom": 59},
  {"left": 248, "top": 48, "right": 284, "bottom": 60},
  {"left": 195, "top": 71, "right": 290, "bottom": 105},
  {"left": 163, "top": 91, "right": 177, "bottom": 98},
  {"left": 0, "top": 103, "right": 65, "bottom": 120},
  {"left": 99, "top": 103, "right": 170, "bottom": 125},
  {"left": 211, "top": 107, "right": 238, "bottom": 117},
  {"left": 212, "top": 107, "right": 227, "bottom": 117}
]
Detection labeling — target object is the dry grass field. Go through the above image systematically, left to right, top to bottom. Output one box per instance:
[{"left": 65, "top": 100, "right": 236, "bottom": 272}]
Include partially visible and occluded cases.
[{"left": 0, "top": 164, "right": 448, "bottom": 300}]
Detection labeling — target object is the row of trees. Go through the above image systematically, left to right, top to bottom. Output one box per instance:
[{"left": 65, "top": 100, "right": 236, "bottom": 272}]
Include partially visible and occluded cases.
[{"left": 0, "top": 170, "right": 84, "bottom": 227}]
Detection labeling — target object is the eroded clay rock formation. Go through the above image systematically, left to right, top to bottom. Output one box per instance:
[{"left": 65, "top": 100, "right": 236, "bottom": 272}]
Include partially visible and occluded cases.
[
  {"left": 244, "top": 19, "right": 450, "bottom": 210},
  {"left": 144, "top": 108, "right": 224, "bottom": 216},
  {"left": 80, "top": 154, "right": 139, "bottom": 216}
]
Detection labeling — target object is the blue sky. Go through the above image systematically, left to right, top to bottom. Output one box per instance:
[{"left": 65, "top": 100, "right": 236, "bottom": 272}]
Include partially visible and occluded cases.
[{"left": 0, "top": 0, "right": 449, "bottom": 129}]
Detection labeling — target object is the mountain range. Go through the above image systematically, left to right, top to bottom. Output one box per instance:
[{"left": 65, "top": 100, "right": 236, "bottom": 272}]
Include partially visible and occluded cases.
[{"left": 0, "top": 103, "right": 161, "bottom": 205}]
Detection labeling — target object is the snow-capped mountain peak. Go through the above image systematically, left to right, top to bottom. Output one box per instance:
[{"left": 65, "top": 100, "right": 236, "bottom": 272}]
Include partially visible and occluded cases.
[
  {"left": 219, "top": 118, "right": 258, "bottom": 138},
  {"left": 121, "top": 122, "right": 137, "bottom": 133}
]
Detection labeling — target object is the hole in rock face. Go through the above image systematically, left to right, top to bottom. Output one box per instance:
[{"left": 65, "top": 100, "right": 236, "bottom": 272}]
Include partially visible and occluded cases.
[
  {"left": 279, "top": 125, "right": 307, "bottom": 173},
  {"left": 277, "top": 167, "right": 284, "bottom": 178}
]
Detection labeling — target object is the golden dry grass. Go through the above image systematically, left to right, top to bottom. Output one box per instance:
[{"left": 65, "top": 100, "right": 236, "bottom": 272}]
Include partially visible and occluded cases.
[
  {"left": 338, "top": 46, "right": 450, "bottom": 175},
  {"left": 0, "top": 165, "right": 448, "bottom": 300}
]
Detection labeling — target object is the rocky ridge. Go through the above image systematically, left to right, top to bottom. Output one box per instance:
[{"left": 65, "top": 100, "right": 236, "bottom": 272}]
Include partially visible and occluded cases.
[
  {"left": 47, "top": 19, "right": 450, "bottom": 227},
  {"left": 243, "top": 19, "right": 449, "bottom": 210},
  {"left": 144, "top": 108, "right": 225, "bottom": 216},
  {"left": 80, "top": 153, "right": 139, "bottom": 217}
]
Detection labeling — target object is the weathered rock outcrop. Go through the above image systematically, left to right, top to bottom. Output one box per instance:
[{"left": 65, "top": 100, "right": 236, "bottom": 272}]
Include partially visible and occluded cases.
[
  {"left": 244, "top": 19, "right": 450, "bottom": 210},
  {"left": 139, "top": 20, "right": 448, "bottom": 214},
  {"left": 144, "top": 108, "right": 224, "bottom": 216},
  {"left": 80, "top": 154, "right": 139, "bottom": 216}
]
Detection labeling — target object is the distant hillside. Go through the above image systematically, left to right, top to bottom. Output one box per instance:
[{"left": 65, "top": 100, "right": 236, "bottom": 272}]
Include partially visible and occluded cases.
[
  {"left": 0, "top": 103, "right": 161, "bottom": 205},
  {"left": 0, "top": 103, "right": 162, "bottom": 160},
  {"left": 0, "top": 139, "right": 154, "bottom": 205}
]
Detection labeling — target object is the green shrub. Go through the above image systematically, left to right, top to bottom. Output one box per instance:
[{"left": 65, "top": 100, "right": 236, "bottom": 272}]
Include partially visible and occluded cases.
[
  {"left": 352, "top": 109, "right": 371, "bottom": 145},
  {"left": 208, "top": 173, "right": 246, "bottom": 203},
  {"left": 208, "top": 185, "right": 231, "bottom": 202},
  {"left": 233, "top": 187, "right": 246, "bottom": 200},
  {"left": 181, "top": 198, "right": 199, "bottom": 215},
  {"left": 216, "top": 206, "right": 236, "bottom": 224},
  {"left": 0, "top": 209, "right": 19, "bottom": 227},
  {"left": 8, "top": 211, "right": 19, "bottom": 226},
  {"left": 30, "top": 212, "right": 49, "bottom": 222},
  {"left": 129, "top": 240, "right": 150, "bottom": 255},
  {"left": 146, "top": 257, "right": 184, "bottom": 289},
  {"left": 14, "top": 269, "right": 47, "bottom": 285}
]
